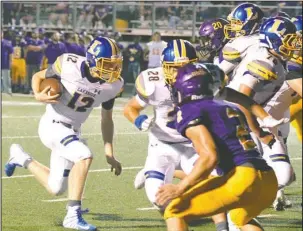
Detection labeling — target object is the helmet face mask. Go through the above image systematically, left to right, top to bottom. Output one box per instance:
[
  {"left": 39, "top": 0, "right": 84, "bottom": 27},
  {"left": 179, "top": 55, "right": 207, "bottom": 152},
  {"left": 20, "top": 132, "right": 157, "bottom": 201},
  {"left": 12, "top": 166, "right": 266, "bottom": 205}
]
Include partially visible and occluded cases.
[
  {"left": 224, "top": 17, "right": 247, "bottom": 39},
  {"left": 198, "top": 36, "right": 213, "bottom": 60},
  {"left": 161, "top": 39, "right": 198, "bottom": 85},
  {"left": 90, "top": 56, "right": 122, "bottom": 82},
  {"left": 162, "top": 58, "right": 197, "bottom": 85}
]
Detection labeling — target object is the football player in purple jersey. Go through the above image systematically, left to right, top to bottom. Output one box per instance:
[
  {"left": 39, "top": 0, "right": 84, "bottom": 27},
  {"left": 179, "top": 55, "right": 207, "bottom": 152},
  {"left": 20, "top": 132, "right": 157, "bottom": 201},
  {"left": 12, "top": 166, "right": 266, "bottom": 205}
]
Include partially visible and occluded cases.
[
  {"left": 197, "top": 18, "right": 229, "bottom": 62},
  {"left": 156, "top": 62, "right": 278, "bottom": 231}
]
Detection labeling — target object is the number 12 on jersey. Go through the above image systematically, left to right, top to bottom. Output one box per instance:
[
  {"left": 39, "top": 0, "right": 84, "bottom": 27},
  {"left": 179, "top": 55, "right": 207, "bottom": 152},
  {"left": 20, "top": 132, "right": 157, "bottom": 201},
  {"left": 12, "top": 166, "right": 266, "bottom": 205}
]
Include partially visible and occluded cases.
[{"left": 67, "top": 92, "right": 95, "bottom": 112}]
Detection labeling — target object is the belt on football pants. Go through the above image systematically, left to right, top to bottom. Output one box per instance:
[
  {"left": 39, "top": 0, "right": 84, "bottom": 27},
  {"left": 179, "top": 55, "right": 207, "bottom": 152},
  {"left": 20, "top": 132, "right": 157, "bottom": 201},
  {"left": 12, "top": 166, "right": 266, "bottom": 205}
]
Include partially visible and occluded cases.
[{"left": 52, "top": 120, "right": 78, "bottom": 132}]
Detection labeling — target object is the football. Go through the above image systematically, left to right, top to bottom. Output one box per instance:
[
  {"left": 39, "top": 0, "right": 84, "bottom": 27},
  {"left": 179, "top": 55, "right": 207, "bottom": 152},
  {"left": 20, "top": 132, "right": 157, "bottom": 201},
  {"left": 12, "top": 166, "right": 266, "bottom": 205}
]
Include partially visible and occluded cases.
[{"left": 39, "top": 78, "right": 62, "bottom": 98}]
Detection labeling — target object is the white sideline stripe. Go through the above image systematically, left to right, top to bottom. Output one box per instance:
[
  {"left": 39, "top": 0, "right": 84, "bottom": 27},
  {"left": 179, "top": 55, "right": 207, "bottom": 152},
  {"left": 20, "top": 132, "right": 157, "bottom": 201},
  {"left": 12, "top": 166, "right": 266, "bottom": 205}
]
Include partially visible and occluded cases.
[
  {"left": 2, "top": 131, "right": 143, "bottom": 139},
  {"left": 2, "top": 166, "right": 143, "bottom": 179},
  {"left": 42, "top": 197, "right": 86, "bottom": 202},
  {"left": 42, "top": 198, "right": 69, "bottom": 202},
  {"left": 136, "top": 207, "right": 157, "bottom": 211},
  {"left": 257, "top": 214, "right": 279, "bottom": 218}
]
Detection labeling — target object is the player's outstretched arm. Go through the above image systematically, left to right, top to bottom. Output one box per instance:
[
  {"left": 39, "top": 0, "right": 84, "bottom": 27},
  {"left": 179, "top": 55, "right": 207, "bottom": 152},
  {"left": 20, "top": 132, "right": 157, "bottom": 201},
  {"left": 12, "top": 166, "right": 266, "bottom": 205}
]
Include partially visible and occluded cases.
[
  {"left": 32, "top": 69, "right": 59, "bottom": 103},
  {"left": 219, "top": 87, "right": 289, "bottom": 128},
  {"left": 101, "top": 101, "right": 122, "bottom": 176},
  {"left": 156, "top": 125, "right": 218, "bottom": 206}
]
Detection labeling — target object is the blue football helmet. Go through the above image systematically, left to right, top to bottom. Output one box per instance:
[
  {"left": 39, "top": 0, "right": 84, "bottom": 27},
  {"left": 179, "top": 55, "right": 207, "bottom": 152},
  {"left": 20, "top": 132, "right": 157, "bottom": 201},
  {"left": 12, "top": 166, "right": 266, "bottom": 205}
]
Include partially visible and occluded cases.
[
  {"left": 224, "top": 3, "right": 264, "bottom": 39},
  {"left": 259, "top": 17, "right": 299, "bottom": 60},
  {"left": 86, "top": 36, "right": 122, "bottom": 82},
  {"left": 161, "top": 39, "right": 198, "bottom": 85}
]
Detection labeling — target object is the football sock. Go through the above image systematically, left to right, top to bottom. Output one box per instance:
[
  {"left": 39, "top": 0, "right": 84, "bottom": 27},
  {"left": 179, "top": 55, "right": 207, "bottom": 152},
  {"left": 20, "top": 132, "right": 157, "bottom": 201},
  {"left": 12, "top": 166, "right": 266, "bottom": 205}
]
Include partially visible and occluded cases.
[
  {"left": 24, "top": 158, "right": 33, "bottom": 169},
  {"left": 68, "top": 200, "right": 81, "bottom": 207},
  {"left": 216, "top": 221, "right": 229, "bottom": 231}
]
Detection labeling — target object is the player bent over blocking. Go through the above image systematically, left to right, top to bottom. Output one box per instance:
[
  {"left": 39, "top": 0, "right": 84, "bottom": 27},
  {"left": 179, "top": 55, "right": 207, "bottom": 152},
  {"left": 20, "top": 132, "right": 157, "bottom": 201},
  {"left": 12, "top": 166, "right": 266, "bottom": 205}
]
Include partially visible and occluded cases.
[
  {"left": 5, "top": 36, "right": 123, "bottom": 231},
  {"left": 156, "top": 63, "right": 278, "bottom": 231}
]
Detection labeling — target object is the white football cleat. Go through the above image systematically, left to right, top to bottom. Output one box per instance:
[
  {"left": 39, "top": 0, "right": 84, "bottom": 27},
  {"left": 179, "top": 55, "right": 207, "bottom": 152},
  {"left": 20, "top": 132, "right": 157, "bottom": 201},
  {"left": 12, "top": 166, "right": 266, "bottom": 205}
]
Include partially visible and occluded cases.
[
  {"left": 5, "top": 144, "right": 32, "bottom": 177},
  {"left": 134, "top": 168, "right": 146, "bottom": 189},
  {"left": 273, "top": 189, "right": 292, "bottom": 211},
  {"left": 63, "top": 206, "right": 96, "bottom": 231}
]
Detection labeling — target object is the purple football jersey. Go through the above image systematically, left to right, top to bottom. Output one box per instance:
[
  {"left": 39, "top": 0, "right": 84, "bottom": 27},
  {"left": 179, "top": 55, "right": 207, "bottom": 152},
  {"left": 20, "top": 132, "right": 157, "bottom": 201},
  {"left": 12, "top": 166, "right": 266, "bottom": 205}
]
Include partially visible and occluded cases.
[{"left": 175, "top": 99, "right": 270, "bottom": 175}]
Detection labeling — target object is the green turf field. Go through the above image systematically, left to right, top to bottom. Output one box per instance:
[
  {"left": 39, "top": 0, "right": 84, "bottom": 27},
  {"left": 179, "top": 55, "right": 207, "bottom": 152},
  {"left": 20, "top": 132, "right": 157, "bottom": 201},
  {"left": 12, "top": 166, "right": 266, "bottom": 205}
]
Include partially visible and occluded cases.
[{"left": 2, "top": 94, "right": 302, "bottom": 231}]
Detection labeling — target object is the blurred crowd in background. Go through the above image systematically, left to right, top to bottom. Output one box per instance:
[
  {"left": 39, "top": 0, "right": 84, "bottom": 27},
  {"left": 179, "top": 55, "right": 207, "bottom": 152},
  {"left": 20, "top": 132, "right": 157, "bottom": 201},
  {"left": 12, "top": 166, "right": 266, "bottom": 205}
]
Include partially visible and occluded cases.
[
  {"left": 1, "top": 1, "right": 301, "bottom": 95},
  {"left": 3, "top": 2, "right": 302, "bottom": 30},
  {"left": 1, "top": 27, "right": 162, "bottom": 94}
]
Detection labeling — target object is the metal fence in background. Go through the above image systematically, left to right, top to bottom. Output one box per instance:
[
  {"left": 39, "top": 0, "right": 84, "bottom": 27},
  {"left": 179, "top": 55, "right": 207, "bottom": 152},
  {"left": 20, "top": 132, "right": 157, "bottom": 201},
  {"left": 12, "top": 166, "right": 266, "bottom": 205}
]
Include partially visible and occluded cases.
[{"left": 2, "top": 2, "right": 302, "bottom": 41}]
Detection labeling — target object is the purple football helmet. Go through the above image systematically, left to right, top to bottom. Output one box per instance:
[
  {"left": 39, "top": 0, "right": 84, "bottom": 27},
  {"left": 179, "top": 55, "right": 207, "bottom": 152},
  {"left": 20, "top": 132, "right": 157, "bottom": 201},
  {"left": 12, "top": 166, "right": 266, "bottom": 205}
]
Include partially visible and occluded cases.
[
  {"left": 198, "top": 18, "right": 229, "bottom": 61},
  {"left": 172, "top": 62, "right": 225, "bottom": 104}
]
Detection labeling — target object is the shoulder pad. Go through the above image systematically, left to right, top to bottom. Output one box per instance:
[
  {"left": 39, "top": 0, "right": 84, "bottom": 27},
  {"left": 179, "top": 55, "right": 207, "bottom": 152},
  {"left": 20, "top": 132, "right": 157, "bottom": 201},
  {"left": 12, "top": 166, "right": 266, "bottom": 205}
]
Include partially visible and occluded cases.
[
  {"left": 222, "top": 45, "right": 241, "bottom": 63},
  {"left": 52, "top": 55, "right": 64, "bottom": 76},
  {"left": 247, "top": 59, "right": 277, "bottom": 81},
  {"left": 135, "top": 69, "right": 158, "bottom": 98}
]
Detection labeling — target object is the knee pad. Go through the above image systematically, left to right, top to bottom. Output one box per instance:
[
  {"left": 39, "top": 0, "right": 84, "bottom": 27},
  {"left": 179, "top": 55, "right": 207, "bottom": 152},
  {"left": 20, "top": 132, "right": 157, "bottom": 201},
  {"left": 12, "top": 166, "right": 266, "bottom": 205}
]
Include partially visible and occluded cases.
[
  {"left": 48, "top": 152, "right": 73, "bottom": 196},
  {"left": 268, "top": 155, "right": 294, "bottom": 188},
  {"left": 145, "top": 166, "right": 175, "bottom": 209},
  {"left": 48, "top": 170, "right": 70, "bottom": 196}
]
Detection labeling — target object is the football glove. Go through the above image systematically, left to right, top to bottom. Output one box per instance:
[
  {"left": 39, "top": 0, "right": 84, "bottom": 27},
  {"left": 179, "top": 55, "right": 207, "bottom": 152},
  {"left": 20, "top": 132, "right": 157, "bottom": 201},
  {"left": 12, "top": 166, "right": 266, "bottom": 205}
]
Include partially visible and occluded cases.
[{"left": 260, "top": 115, "right": 289, "bottom": 129}]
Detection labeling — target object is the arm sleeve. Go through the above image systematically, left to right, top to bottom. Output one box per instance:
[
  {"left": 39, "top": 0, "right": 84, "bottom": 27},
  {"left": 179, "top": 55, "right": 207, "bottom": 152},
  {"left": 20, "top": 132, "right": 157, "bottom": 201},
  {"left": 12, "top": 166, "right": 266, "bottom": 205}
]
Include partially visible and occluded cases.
[
  {"left": 218, "top": 59, "right": 236, "bottom": 75},
  {"left": 101, "top": 98, "right": 115, "bottom": 110}
]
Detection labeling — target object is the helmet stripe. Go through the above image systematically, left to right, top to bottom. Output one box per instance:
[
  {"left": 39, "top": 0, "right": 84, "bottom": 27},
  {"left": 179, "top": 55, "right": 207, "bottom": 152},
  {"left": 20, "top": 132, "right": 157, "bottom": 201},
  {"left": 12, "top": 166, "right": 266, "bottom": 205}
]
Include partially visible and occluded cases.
[
  {"left": 104, "top": 37, "right": 116, "bottom": 56},
  {"left": 112, "top": 39, "right": 120, "bottom": 54},
  {"left": 173, "top": 40, "right": 180, "bottom": 58},
  {"left": 180, "top": 40, "right": 186, "bottom": 57}
]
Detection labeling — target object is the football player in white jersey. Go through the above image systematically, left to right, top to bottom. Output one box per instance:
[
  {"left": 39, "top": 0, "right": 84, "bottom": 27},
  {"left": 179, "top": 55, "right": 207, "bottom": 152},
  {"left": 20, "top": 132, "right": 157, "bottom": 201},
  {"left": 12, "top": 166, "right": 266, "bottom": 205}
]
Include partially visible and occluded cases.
[
  {"left": 218, "top": 3, "right": 264, "bottom": 75},
  {"left": 226, "top": 17, "right": 300, "bottom": 211},
  {"left": 144, "top": 32, "right": 167, "bottom": 68},
  {"left": 4, "top": 36, "right": 124, "bottom": 231},
  {"left": 124, "top": 39, "right": 199, "bottom": 208}
]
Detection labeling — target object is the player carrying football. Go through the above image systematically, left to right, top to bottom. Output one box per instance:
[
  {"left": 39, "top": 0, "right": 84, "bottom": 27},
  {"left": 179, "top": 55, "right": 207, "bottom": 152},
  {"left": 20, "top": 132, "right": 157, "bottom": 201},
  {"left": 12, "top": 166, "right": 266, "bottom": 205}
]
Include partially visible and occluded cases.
[{"left": 5, "top": 36, "right": 123, "bottom": 231}]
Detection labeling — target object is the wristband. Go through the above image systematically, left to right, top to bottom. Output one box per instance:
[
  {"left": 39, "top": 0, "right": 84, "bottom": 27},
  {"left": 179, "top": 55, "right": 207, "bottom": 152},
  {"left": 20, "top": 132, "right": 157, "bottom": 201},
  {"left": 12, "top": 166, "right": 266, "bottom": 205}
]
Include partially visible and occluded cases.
[{"left": 134, "top": 115, "right": 148, "bottom": 130}]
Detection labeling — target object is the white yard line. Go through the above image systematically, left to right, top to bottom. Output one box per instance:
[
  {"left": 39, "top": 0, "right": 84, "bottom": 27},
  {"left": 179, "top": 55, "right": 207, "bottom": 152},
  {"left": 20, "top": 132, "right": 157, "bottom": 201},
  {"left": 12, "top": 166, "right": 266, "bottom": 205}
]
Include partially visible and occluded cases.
[
  {"left": 2, "top": 131, "right": 144, "bottom": 139},
  {"left": 2, "top": 166, "right": 143, "bottom": 180},
  {"left": 136, "top": 207, "right": 158, "bottom": 211}
]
